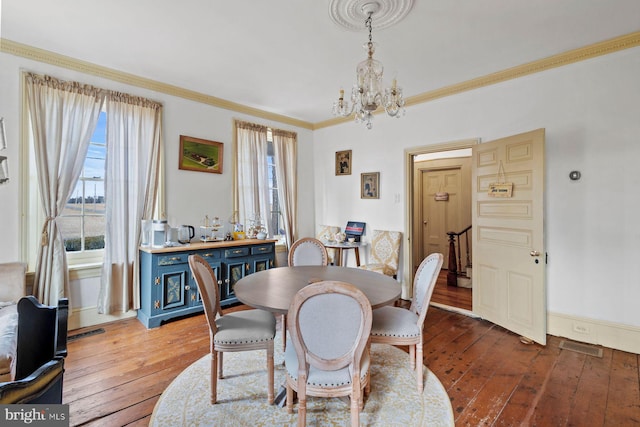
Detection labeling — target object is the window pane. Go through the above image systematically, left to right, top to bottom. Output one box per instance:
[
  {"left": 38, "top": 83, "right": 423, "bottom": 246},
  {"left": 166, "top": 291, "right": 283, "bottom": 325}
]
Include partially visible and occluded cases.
[
  {"left": 61, "top": 111, "right": 106, "bottom": 253},
  {"left": 84, "top": 214, "right": 105, "bottom": 250},
  {"left": 57, "top": 216, "right": 82, "bottom": 252}
]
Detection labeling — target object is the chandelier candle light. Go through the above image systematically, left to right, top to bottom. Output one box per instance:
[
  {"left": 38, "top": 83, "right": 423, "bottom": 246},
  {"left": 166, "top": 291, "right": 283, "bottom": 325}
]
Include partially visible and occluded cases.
[{"left": 332, "top": 2, "right": 405, "bottom": 129}]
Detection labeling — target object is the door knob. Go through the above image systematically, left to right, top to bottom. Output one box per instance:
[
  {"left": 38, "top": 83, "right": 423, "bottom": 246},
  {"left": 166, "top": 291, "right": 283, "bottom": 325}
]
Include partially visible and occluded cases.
[{"left": 530, "top": 250, "right": 540, "bottom": 257}]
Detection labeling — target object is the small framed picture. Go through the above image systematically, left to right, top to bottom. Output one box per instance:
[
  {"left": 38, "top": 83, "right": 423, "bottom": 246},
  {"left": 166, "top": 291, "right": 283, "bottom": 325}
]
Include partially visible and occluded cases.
[
  {"left": 179, "top": 135, "right": 224, "bottom": 174},
  {"left": 335, "top": 150, "right": 352, "bottom": 175},
  {"left": 361, "top": 172, "right": 379, "bottom": 199}
]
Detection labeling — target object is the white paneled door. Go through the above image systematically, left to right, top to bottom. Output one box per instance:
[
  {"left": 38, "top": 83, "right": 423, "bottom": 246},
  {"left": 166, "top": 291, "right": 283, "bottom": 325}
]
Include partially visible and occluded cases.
[{"left": 472, "top": 129, "right": 546, "bottom": 344}]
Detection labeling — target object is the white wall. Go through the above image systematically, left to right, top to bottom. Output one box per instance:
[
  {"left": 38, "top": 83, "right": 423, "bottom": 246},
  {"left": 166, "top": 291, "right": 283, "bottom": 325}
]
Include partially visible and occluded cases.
[
  {"left": 313, "top": 48, "right": 640, "bottom": 333},
  {"left": 0, "top": 51, "right": 315, "bottom": 319}
]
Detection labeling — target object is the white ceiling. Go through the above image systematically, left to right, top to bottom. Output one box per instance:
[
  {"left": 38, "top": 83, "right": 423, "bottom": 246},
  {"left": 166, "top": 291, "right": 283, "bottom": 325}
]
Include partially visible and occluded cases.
[{"left": 2, "top": 0, "right": 639, "bottom": 125}]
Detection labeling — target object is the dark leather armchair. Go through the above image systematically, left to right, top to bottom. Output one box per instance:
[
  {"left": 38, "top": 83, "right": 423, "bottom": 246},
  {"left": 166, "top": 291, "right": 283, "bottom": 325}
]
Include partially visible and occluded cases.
[{"left": 0, "top": 296, "right": 69, "bottom": 404}]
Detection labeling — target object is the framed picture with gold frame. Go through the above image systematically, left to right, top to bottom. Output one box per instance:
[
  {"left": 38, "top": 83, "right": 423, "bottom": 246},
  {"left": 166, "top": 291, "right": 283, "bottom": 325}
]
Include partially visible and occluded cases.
[
  {"left": 179, "top": 135, "right": 223, "bottom": 174},
  {"left": 335, "top": 150, "right": 352, "bottom": 175},
  {"left": 361, "top": 172, "right": 379, "bottom": 199}
]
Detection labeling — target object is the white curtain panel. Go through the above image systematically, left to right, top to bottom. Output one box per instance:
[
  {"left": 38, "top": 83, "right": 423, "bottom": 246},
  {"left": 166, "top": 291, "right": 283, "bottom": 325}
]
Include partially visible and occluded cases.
[
  {"left": 25, "top": 73, "right": 105, "bottom": 306},
  {"left": 99, "top": 93, "right": 162, "bottom": 314},
  {"left": 235, "top": 121, "right": 270, "bottom": 232},
  {"left": 272, "top": 129, "right": 297, "bottom": 248}
]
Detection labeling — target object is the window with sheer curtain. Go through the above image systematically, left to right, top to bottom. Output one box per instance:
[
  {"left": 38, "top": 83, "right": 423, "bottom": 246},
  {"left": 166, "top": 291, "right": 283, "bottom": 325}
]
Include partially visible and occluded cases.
[
  {"left": 23, "top": 72, "right": 164, "bottom": 311},
  {"left": 234, "top": 120, "right": 297, "bottom": 248}
]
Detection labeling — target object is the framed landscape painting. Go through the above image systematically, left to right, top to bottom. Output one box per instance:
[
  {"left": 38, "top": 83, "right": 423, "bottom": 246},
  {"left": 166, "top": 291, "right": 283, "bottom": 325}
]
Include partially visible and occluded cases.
[{"left": 179, "top": 135, "right": 223, "bottom": 174}]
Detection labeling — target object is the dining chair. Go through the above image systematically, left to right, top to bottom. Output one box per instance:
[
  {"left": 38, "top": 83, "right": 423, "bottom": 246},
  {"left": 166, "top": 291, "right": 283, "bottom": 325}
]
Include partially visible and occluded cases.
[
  {"left": 316, "top": 225, "right": 340, "bottom": 264},
  {"left": 359, "top": 229, "right": 402, "bottom": 278},
  {"left": 282, "top": 237, "right": 329, "bottom": 350},
  {"left": 288, "top": 237, "right": 329, "bottom": 267},
  {"left": 370, "top": 252, "right": 443, "bottom": 392},
  {"left": 188, "top": 254, "right": 276, "bottom": 404},
  {"left": 285, "top": 280, "right": 372, "bottom": 427}
]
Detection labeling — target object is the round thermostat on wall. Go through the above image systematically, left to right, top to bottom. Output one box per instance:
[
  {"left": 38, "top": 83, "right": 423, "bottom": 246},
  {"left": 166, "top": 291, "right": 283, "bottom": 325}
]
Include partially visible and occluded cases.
[{"left": 569, "top": 171, "right": 581, "bottom": 181}]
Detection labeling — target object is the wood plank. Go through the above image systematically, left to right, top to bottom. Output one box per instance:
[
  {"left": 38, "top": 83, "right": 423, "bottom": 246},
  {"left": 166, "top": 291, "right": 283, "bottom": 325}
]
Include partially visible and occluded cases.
[
  {"left": 453, "top": 328, "right": 540, "bottom": 424},
  {"left": 492, "top": 335, "right": 562, "bottom": 425},
  {"left": 529, "top": 343, "right": 586, "bottom": 426},
  {"left": 604, "top": 350, "right": 640, "bottom": 426}
]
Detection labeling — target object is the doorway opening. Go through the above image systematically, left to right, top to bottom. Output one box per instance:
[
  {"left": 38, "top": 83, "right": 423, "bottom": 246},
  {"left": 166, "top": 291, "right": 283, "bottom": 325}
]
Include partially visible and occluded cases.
[{"left": 405, "top": 139, "right": 477, "bottom": 313}]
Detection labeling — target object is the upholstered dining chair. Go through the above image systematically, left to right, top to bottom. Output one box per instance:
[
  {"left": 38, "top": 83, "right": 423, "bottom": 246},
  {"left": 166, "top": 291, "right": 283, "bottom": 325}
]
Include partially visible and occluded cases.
[
  {"left": 316, "top": 225, "right": 340, "bottom": 264},
  {"left": 359, "top": 229, "right": 402, "bottom": 278},
  {"left": 283, "top": 237, "right": 330, "bottom": 350},
  {"left": 288, "top": 237, "right": 329, "bottom": 267},
  {"left": 370, "top": 253, "right": 443, "bottom": 392},
  {"left": 188, "top": 254, "right": 276, "bottom": 404},
  {"left": 285, "top": 281, "right": 372, "bottom": 427}
]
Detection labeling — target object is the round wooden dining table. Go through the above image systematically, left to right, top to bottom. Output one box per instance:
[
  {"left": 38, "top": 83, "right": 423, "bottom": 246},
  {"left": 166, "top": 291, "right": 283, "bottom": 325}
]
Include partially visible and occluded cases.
[{"left": 234, "top": 265, "right": 401, "bottom": 314}]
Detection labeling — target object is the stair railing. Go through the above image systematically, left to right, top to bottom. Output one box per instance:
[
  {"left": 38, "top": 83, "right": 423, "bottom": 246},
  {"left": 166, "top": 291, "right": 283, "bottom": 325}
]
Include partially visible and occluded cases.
[{"left": 446, "top": 225, "right": 472, "bottom": 287}]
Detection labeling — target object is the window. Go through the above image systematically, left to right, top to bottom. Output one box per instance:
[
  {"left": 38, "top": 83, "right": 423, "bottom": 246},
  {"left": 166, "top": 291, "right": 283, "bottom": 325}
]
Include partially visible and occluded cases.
[
  {"left": 58, "top": 111, "right": 106, "bottom": 253},
  {"left": 266, "top": 129, "right": 285, "bottom": 243}
]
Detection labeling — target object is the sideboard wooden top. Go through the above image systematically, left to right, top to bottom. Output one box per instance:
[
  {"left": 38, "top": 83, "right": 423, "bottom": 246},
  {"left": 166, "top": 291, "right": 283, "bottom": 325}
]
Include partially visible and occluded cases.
[{"left": 139, "top": 239, "right": 278, "bottom": 254}]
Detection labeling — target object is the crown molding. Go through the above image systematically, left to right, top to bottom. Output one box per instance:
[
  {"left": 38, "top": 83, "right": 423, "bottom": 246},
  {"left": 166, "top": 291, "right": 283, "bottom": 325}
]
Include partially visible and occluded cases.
[
  {"left": 314, "top": 31, "right": 640, "bottom": 130},
  {"left": 2, "top": 32, "right": 639, "bottom": 132},
  {"left": 0, "top": 38, "right": 314, "bottom": 130}
]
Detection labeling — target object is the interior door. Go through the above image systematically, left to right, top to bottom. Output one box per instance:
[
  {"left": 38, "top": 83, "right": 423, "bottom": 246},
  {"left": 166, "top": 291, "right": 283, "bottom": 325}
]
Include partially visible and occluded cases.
[
  {"left": 472, "top": 129, "right": 546, "bottom": 344},
  {"left": 421, "top": 168, "right": 463, "bottom": 263}
]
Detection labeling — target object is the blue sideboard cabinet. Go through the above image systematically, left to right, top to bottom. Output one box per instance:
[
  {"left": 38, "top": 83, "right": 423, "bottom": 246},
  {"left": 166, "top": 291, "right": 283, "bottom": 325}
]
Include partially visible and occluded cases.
[{"left": 138, "top": 239, "right": 276, "bottom": 328}]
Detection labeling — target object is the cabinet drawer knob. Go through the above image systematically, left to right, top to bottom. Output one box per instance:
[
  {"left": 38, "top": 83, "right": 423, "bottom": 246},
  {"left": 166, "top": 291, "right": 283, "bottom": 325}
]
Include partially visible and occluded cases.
[
  {"left": 233, "top": 250, "right": 242, "bottom": 254},
  {"left": 203, "top": 253, "right": 214, "bottom": 257},
  {"left": 169, "top": 256, "right": 181, "bottom": 261},
  {"left": 184, "top": 285, "right": 190, "bottom": 291}
]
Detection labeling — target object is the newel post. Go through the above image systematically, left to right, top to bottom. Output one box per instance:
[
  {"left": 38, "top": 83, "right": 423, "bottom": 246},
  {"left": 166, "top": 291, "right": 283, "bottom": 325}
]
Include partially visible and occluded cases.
[{"left": 446, "top": 232, "right": 458, "bottom": 287}]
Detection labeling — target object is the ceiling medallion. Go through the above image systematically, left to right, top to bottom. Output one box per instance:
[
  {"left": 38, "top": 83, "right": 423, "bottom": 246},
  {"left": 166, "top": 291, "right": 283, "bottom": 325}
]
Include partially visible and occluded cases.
[{"left": 329, "top": 0, "right": 414, "bottom": 31}]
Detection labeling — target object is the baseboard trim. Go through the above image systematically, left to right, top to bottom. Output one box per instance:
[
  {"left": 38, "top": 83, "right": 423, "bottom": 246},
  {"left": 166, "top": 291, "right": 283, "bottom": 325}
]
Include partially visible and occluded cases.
[
  {"left": 68, "top": 305, "right": 136, "bottom": 331},
  {"left": 548, "top": 311, "right": 640, "bottom": 355}
]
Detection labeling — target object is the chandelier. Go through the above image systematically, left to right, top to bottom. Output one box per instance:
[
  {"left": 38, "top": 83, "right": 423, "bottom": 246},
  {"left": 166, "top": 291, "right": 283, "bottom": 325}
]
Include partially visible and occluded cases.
[{"left": 331, "top": 2, "right": 405, "bottom": 129}]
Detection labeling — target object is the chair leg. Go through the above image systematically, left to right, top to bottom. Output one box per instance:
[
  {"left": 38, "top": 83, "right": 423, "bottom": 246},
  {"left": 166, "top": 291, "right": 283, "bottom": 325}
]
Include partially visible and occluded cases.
[
  {"left": 282, "top": 315, "right": 287, "bottom": 351},
  {"left": 416, "top": 343, "right": 424, "bottom": 393},
  {"left": 409, "top": 344, "right": 416, "bottom": 370},
  {"left": 267, "top": 345, "right": 275, "bottom": 404},
  {"left": 210, "top": 351, "right": 218, "bottom": 404},
  {"left": 218, "top": 351, "right": 224, "bottom": 379},
  {"left": 286, "top": 384, "right": 294, "bottom": 414},
  {"left": 351, "top": 387, "right": 361, "bottom": 426},
  {"left": 298, "top": 392, "right": 307, "bottom": 427}
]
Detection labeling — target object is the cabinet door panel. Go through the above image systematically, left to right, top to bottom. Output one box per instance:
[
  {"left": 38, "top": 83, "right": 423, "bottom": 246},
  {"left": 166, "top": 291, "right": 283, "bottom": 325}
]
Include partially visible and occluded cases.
[
  {"left": 252, "top": 256, "right": 273, "bottom": 273},
  {"left": 223, "top": 260, "right": 248, "bottom": 302},
  {"left": 160, "top": 269, "right": 188, "bottom": 311}
]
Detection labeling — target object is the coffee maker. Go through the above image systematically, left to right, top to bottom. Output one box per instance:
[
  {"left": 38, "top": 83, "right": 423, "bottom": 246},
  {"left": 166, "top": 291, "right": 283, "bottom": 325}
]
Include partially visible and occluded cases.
[{"left": 152, "top": 220, "right": 169, "bottom": 248}]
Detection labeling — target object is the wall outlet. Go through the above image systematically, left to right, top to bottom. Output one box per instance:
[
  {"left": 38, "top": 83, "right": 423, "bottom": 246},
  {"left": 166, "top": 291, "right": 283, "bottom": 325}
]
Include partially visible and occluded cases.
[{"left": 572, "top": 323, "right": 590, "bottom": 334}]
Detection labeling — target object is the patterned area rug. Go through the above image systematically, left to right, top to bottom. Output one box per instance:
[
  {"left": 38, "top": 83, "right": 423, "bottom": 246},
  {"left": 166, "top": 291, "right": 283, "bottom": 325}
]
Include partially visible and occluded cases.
[{"left": 150, "top": 340, "right": 454, "bottom": 427}]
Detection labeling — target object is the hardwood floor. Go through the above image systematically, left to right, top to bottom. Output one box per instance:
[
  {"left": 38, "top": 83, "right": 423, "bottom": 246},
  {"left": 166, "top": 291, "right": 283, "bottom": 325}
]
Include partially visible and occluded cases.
[
  {"left": 431, "top": 269, "right": 472, "bottom": 311},
  {"left": 63, "top": 305, "right": 640, "bottom": 426}
]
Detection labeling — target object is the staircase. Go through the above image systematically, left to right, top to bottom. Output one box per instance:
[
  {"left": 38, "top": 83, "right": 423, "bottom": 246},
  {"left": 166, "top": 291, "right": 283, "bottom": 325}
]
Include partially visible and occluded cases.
[{"left": 446, "top": 226, "right": 472, "bottom": 288}]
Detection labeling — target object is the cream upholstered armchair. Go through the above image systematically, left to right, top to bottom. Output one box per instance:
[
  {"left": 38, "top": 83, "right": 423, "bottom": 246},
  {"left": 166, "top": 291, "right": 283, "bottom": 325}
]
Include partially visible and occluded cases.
[
  {"left": 316, "top": 225, "right": 340, "bottom": 265},
  {"left": 359, "top": 230, "right": 402, "bottom": 278},
  {"left": 285, "top": 281, "right": 372, "bottom": 427}
]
